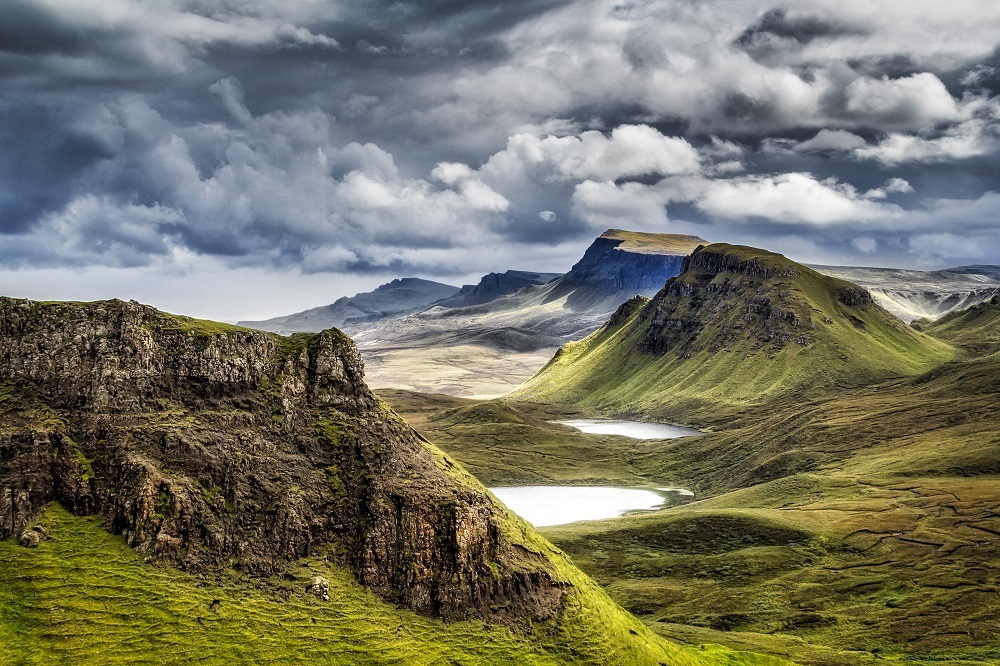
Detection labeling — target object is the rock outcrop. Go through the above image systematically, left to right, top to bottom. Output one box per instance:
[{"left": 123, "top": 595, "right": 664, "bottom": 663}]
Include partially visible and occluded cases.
[
  {"left": 547, "top": 230, "right": 705, "bottom": 310},
  {"left": 638, "top": 244, "right": 822, "bottom": 356},
  {"left": 433, "top": 270, "right": 560, "bottom": 309},
  {"left": 0, "top": 297, "right": 563, "bottom": 622}
]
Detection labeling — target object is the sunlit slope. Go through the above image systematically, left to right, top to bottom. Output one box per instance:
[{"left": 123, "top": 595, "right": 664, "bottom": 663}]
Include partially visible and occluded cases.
[
  {"left": 515, "top": 244, "right": 953, "bottom": 417},
  {"left": 919, "top": 295, "right": 1000, "bottom": 357},
  {"left": 0, "top": 506, "right": 789, "bottom": 666}
]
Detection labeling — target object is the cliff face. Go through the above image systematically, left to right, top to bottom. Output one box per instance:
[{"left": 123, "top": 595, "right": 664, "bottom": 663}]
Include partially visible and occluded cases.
[
  {"left": 547, "top": 232, "right": 705, "bottom": 310},
  {"left": 638, "top": 245, "right": 879, "bottom": 356},
  {"left": 433, "top": 270, "right": 560, "bottom": 309},
  {"left": 0, "top": 298, "right": 562, "bottom": 621}
]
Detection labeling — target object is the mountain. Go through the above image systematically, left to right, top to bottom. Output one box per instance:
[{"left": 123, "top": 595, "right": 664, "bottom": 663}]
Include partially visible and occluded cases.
[
  {"left": 348, "top": 229, "right": 707, "bottom": 397},
  {"left": 543, "top": 229, "right": 707, "bottom": 310},
  {"left": 515, "top": 243, "right": 953, "bottom": 416},
  {"left": 810, "top": 264, "right": 1000, "bottom": 322},
  {"left": 946, "top": 264, "right": 1000, "bottom": 281},
  {"left": 432, "top": 270, "right": 560, "bottom": 309},
  {"left": 238, "top": 277, "right": 460, "bottom": 334},
  {"left": 918, "top": 294, "right": 1000, "bottom": 357},
  {"left": 0, "top": 296, "right": 733, "bottom": 664}
]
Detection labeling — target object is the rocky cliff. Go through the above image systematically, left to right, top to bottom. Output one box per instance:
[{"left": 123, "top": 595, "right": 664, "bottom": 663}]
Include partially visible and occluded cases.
[
  {"left": 547, "top": 230, "right": 705, "bottom": 310},
  {"left": 433, "top": 270, "right": 560, "bottom": 309},
  {"left": 0, "top": 297, "right": 563, "bottom": 621}
]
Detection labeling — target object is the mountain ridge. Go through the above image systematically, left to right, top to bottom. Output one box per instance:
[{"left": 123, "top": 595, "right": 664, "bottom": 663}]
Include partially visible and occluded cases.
[
  {"left": 515, "top": 243, "right": 953, "bottom": 416},
  {"left": 238, "top": 277, "right": 460, "bottom": 334}
]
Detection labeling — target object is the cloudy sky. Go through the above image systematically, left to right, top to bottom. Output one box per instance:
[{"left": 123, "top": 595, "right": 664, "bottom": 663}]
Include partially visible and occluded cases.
[{"left": 1, "top": 0, "right": 999, "bottom": 320}]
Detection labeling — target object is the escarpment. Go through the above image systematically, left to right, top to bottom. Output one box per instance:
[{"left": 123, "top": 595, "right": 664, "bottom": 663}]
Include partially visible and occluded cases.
[
  {"left": 515, "top": 242, "right": 951, "bottom": 412},
  {"left": 637, "top": 244, "right": 827, "bottom": 356},
  {"left": 0, "top": 297, "right": 564, "bottom": 622}
]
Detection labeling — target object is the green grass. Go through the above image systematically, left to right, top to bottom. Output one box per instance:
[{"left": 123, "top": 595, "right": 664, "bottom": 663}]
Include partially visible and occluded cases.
[
  {"left": 513, "top": 245, "right": 953, "bottom": 420},
  {"left": 919, "top": 296, "right": 1000, "bottom": 358},
  {"left": 383, "top": 347, "right": 1000, "bottom": 664},
  {"left": 379, "top": 389, "right": 703, "bottom": 491},
  {"left": 0, "top": 506, "right": 783, "bottom": 665}
]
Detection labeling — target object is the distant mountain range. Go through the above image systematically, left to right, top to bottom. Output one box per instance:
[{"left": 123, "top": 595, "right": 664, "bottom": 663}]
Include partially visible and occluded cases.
[
  {"left": 238, "top": 230, "right": 999, "bottom": 397},
  {"left": 810, "top": 265, "right": 1000, "bottom": 322},
  {"left": 434, "top": 270, "right": 561, "bottom": 309},
  {"left": 238, "top": 277, "right": 460, "bottom": 334}
]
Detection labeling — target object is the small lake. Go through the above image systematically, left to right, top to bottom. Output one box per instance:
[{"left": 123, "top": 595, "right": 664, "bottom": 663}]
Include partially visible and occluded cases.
[
  {"left": 556, "top": 419, "right": 701, "bottom": 440},
  {"left": 489, "top": 486, "right": 690, "bottom": 527}
]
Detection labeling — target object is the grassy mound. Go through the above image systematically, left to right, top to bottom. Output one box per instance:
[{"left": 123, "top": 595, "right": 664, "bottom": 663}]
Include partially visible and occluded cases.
[{"left": 514, "top": 244, "right": 952, "bottom": 419}]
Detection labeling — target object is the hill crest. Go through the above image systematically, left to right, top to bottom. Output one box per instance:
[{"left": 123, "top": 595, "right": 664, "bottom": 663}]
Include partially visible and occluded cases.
[{"left": 515, "top": 243, "right": 953, "bottom": 415}]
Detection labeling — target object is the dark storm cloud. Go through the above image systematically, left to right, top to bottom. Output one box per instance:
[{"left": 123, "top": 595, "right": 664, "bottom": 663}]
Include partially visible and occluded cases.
[
  {"left": 1, "top": 0, "right": 999, "bottom": 289},
  {"left": 0, "top": 1, "right": 89, "bottom": 56},
  {"left": 735, "top": 8, "right": 867, "bottom": 61},
  {"left": 0, "top": 102, "right": 112, "bottom": 233}
]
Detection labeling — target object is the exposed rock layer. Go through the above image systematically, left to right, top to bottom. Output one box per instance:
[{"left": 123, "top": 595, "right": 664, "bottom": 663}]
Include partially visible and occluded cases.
[{"left": 0, "top": 297, "right": 562, "bottom": 622}]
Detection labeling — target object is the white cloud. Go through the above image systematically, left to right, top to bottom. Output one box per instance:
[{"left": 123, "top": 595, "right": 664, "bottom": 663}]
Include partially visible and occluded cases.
[
  {"left": 844, "top": 73, "right": 960, "bottom": 128},
  {"left": 855, "top": 120, "right": 997, "bottom": 164},
  {"left": 480, "top": 124, "right": 701, "bottom": 185},
  {"left": 795, "top": 129, "right": 867, "bottom": 152},
  {"left": 695, "top": 173, "right": 894, "bottom": 225},
  {"left": 884, "top": 178, "right": 914, "bottom": 193},
  {"left": 571, "top": 179, "right": 672, "bottom": 228},
  {"left": 851, "top": 237, "right": 878, "bottom": 254}
]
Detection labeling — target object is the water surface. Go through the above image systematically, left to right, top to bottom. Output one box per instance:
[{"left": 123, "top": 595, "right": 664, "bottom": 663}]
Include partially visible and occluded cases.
[
  {"left": 556, "top": 419, "right": 701, "bottom": 440},
  {"left": 489, "top": 486, "right": 671, "bottom": 527}
]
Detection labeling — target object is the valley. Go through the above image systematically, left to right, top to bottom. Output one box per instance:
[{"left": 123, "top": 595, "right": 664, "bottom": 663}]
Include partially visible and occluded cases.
[
  {"left": 3, "top": 231, "right": 999, "bottom": 665},
  {"left": 378, "top": 241, "right": 1000, "bottom": 665}
]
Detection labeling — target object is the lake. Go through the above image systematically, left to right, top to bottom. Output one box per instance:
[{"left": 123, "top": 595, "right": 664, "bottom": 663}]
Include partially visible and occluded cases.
[
  {"left": 556, "top": 419, "right": 701, "bottom": 439},
  {"left": 489, "top": 485, "right": 689, "bottom": 527}
]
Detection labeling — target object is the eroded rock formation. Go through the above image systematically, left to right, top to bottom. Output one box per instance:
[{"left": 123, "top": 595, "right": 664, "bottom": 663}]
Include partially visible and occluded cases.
[{"left": 0, "top": 297, "right": 563, "bottom": 621}]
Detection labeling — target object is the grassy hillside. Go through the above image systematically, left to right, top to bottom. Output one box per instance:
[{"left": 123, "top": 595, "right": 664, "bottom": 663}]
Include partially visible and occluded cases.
[
  {"left": 514, "top": 244, "right": 953, "bottom": 419},
  {"left": 918, "top": 295, "right": 1000, "bottom": 357},
  {"left": 385, "top": 352, "right": 1000, "bottom": 665},
  {"left": 542, "top": 472, "right": 1000, "bottom": 666},
  {"left": 0, "top": 505, "right": 791, "bottom": 665}
]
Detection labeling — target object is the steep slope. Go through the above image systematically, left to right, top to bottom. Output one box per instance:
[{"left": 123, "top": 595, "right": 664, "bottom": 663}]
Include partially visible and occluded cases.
[
  {"left": 545, "top": 229, "right": 706, "bottom": 311},
  {"left": 349, "top": 230, "right": 707, "bottom": 397},
  {"left": 516, "top": 244, "right": 953, "bottom": 416},
  {"left": 810, "top": 264, "right": 1000, "bottom": 322},
  {"left": 433, "top": 270, "right": 561, "bottom": 309},
  {"left": 239, "top": 277, "right": 460, "bottom": 334},
  {"left": 919, "top": 294, "right": 1000, "bottom": 357},
  {"left": 0, "top": 296, "right": 748, "bottom": 664},
  {"left": 0, "top": 297, "right": 558, "bottom": 621}
]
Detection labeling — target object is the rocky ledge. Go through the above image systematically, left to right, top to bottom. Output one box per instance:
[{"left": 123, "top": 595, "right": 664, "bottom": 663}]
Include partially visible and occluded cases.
[{"left": 0, "top": 297, "right": 563, "bottom": 622}]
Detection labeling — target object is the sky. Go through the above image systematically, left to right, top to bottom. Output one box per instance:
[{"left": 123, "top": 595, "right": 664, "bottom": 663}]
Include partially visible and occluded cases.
[{"left": 1, "top": 0, "right": 999, "bottom": 320}]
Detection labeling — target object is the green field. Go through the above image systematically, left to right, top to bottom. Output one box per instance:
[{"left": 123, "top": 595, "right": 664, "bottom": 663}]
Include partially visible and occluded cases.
[
  {"left": 380, "top": 290, "right": 1000, "bottom": 665},
  {"left": 1, "top": 505, "right": 794, "bottom": 665}
]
